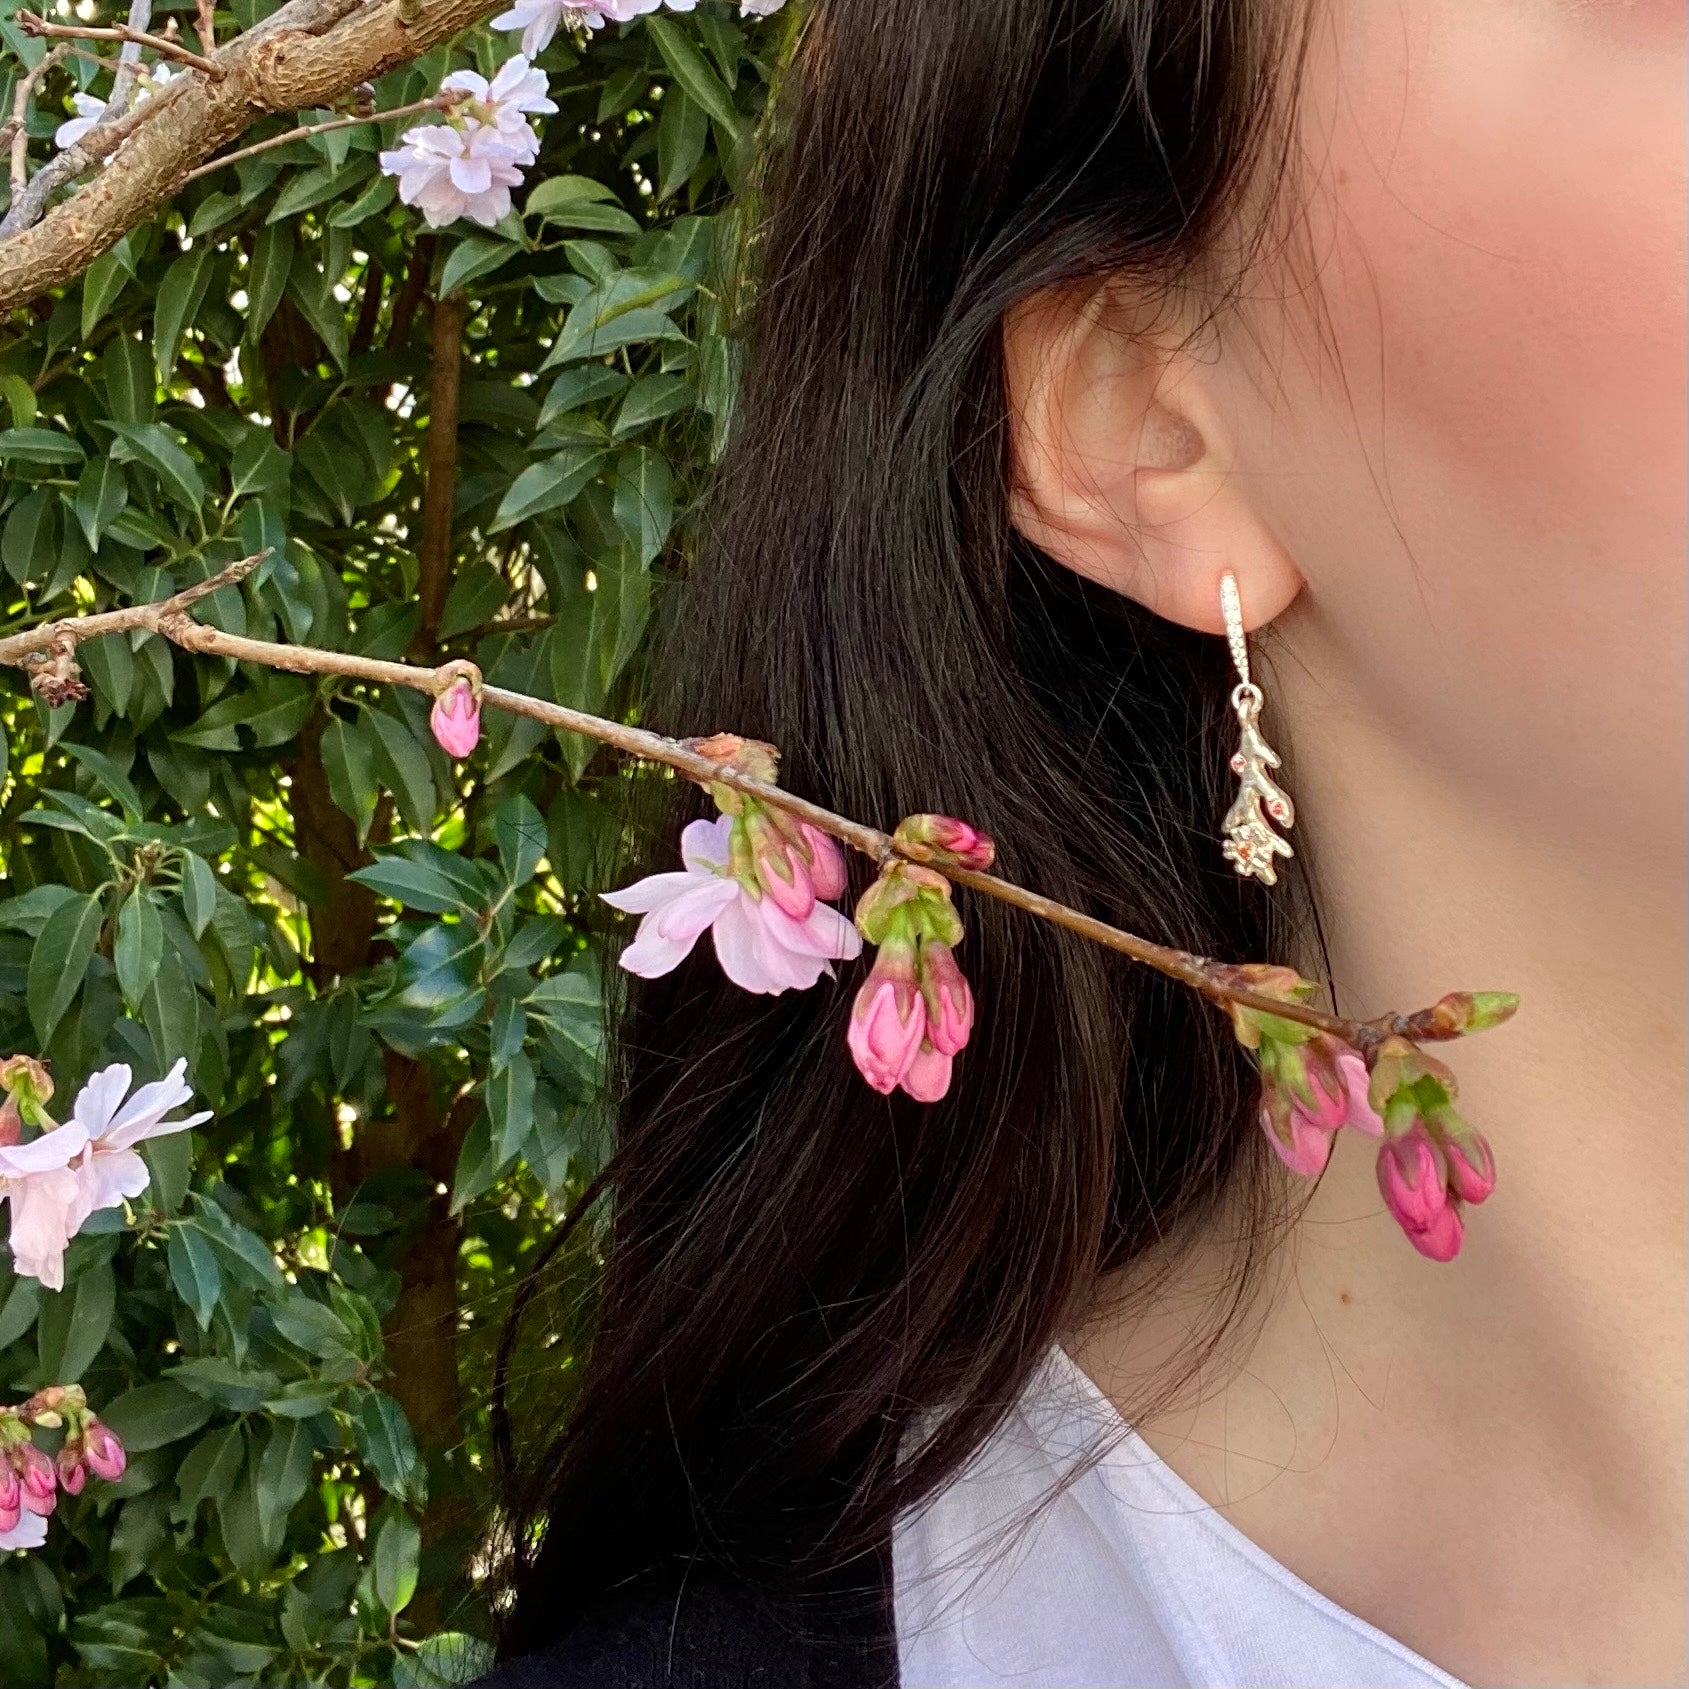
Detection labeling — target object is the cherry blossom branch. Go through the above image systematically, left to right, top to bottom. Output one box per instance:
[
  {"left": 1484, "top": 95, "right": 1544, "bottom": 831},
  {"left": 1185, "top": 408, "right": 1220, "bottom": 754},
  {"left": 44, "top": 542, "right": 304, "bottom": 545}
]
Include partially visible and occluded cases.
[
  {"left": 0, "top": 0, "right": 501, "bottom": 288},
  {"left": 17, "top": 12, "right": 223, "bottom": 79},
  {"left": 181, "top": 88, "right": 462, "bottom": 182},
  {"left": 0, "top": 557, "right": 1495, "bottom": 1053}
]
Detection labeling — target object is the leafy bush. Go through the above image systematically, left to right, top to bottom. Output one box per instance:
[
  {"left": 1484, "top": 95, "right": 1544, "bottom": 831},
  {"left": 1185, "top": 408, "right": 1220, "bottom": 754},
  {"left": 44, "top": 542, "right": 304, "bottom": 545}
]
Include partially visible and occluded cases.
[{"left": 0, "top": 2, "right": 786, "bottom": 1680}]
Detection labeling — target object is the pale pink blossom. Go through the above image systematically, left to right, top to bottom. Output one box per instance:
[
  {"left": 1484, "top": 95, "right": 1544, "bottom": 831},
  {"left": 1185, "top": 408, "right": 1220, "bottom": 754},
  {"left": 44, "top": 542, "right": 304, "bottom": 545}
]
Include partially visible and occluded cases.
[
  {"left": 491, "top": 0, "right": 572, "bottom": 55},
  {"left": 739, "top": 0, "right": 787, "bottom": 13},
  {"left": 441, "top": 55, "right": 557, "bottom": 163},
  {"left": 53, "top": 93, "right": 106, "bottom": 152},
  {"left": 380, "top": 122, "right": 531, "bottom": 229},
  {"left": 430, "top": 680, "right": 483, "bottom": 756},
  {"left": 602, "top": 816, "right": 860, "bottom": 994},
  {"left": 65, "top": 1060, "right": 210, "bottom": 1235},
  {"left": 0, "top": 1125, "right": 90, "bottom": 1292},
  {"left": 0, "top": 1510, "right": 46, "bottom": 1552}
]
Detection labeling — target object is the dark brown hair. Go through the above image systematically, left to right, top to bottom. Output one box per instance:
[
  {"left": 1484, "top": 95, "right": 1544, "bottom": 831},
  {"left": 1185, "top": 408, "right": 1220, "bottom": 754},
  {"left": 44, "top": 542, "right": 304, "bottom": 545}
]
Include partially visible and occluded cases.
[{"left": 500, "top": 0, "right": 1312, "bottom": 1646}]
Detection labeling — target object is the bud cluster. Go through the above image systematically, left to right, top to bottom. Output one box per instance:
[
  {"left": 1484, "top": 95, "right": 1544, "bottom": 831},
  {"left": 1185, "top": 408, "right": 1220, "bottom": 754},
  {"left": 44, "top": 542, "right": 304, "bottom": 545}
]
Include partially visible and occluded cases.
[{"left": 847, "top": 863, "right": 975, "bottom": 1102}]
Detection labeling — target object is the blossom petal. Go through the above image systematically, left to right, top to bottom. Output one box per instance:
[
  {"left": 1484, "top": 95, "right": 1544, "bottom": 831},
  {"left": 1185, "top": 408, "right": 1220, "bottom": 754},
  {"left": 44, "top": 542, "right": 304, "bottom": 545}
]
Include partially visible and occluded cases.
[
  {"left": 679, "top": 816, "right": 734, "bottom": 874},
  {"left": 601, "top": 870, "right": 713, "bottom": 915},
  {"left": 711, "top": 896, "right": 806, "bottom": 993},
  {"left": 70, "top": 1064, "right": 131, "bottom": 1139},
  {"left": 0, "top": 1124, "right": 89, "bottom": 1177},
  {"left": 69, "top": 1147, "right": 151, "bottom": 1232},
  {"left": 6, "top": 1167, "right": 81, "bottom": 1290},
  {"left": 0, "top": 1512, "right": 47, "bottom": 1551}
]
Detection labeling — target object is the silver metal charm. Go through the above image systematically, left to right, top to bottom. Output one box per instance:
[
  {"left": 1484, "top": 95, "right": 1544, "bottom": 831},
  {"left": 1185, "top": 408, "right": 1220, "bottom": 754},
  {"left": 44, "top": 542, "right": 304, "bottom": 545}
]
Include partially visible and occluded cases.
[{"left": 1219, "top": 573, "right": 1294, "bottom": 886}]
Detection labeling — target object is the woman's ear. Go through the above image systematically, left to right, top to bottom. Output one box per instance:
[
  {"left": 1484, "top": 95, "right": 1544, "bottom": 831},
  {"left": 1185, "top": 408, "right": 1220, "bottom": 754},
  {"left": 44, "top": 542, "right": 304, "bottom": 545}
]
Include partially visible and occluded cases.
[{"left": 1003, "top": 280, "right": 1303, "bottom": 635}]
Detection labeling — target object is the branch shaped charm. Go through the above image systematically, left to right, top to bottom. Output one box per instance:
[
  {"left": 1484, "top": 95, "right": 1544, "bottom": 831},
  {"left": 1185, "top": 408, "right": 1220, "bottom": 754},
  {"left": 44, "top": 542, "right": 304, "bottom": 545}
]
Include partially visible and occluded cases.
[{"left": 1222, "top": 685, "right": 1294, "bottom": 885}]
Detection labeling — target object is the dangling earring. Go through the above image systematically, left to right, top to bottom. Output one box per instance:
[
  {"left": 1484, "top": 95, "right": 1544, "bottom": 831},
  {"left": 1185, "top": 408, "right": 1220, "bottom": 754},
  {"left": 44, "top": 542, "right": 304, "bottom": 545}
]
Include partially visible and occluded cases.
[{"left": 1219, "top": 571, "right": 1294, "bottom": 886}]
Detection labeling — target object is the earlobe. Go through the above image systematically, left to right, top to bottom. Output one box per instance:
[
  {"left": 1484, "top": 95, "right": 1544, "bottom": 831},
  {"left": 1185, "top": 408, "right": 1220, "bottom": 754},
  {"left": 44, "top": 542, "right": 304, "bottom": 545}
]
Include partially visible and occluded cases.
[{"left": 1003, "top": 283, "right": 1303, "bottom": 636}]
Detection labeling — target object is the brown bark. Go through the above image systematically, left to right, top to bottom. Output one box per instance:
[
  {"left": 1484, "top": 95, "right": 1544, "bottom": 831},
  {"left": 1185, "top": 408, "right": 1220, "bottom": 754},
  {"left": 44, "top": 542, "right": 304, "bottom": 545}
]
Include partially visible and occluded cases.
[{"left": 413, "top": 291, "right": 468, "bottom": 656}]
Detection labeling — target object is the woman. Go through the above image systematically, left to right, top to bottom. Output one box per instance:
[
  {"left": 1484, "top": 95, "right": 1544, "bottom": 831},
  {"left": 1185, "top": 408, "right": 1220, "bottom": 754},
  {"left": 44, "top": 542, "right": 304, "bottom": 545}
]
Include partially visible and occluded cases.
[{"left": 485, "top": 0, "right": 1686, "bottom": 1684}]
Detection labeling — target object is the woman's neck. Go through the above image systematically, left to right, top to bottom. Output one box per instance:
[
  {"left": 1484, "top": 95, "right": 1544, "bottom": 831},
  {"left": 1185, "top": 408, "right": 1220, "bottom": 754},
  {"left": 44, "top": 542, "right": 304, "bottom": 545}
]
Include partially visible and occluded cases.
[{"left": 1069, "top": 642, "right": 1687, "bottom": 1687}]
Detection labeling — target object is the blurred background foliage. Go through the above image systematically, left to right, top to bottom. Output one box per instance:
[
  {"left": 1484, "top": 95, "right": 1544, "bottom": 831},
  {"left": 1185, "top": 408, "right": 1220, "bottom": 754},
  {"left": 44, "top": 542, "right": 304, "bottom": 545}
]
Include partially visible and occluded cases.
[{"left": 0, "top": 0, "right": 786, "bottom": 1679}]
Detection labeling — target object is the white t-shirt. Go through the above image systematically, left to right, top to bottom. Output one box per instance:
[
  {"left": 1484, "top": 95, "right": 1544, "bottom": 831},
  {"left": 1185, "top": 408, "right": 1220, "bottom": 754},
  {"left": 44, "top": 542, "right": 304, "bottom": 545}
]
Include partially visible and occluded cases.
[{"left": 893, "top": 1342, "right": 1466, "bottom": 1689}]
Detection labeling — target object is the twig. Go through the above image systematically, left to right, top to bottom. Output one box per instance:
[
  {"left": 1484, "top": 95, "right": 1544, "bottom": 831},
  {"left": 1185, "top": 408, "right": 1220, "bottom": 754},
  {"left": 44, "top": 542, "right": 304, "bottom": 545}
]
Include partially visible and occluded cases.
[
  {"left": 195, "top": 0, "right": 216, "bottom": 57},
  {"left": 17, "top": 12, "right": 223, "bottom": 79},
  {"left": 7, "top": 44, "right": 69, "bottom": 199},
  {"left": 181, "top": 90, "right": 459, "bottom": 183},
  {"left": 0, "top": 557, "right": 1488, "bottom": 1053}
]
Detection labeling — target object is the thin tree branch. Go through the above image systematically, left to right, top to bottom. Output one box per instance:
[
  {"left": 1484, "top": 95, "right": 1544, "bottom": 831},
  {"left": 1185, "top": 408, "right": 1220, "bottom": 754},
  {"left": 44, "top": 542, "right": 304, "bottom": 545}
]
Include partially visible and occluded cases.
[
  {"left": 195, "top": 0, "right": 217, "bottom": 57},
  {"left": 17, "top": 13, "right": 223, "bottom": 79},
  {"left": 6, "top": 44, "right": 68, "bottom": 199},
  {"left": 181, "top": 89, "right": 459, "bottom": 182},
  {"left": 0, "top": 556, "right": 1501, "bottom": 1054}
]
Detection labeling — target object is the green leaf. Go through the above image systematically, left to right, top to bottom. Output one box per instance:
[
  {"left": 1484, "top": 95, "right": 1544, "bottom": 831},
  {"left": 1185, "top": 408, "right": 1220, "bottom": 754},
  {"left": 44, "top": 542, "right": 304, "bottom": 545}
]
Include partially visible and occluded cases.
[
  {"left": 648, "top": 15, "right": 745, "bottom": 142},
  {"left": 657, "top": 85, "right": 709, "bottom": 200},
  {"left": 268, "top": 160, "right": 371, "bottom": 223},
  {"left": 525, "top": 175, "right": 620, "bottom": 217},
  {"left": 246, "top": 222, "right": 293, "bottom": 339},
  {"left": 439, "top": 236, "right": 521, "bottom": 298},
  {"left": 81, "top": 239, "right": 134, "bottom": 338},
  {"left": 154, "top": 245, "right": 216, "bottom": 380},
  {"left": 286, "top": 247, "right": 349, "bottom": 370},
  {"left": 545, "top": 269, "right": 694, "bottom": 367},
  {"left": 102, "top": 332, "right": 153, "bottom": 425},
  {"left": 537, "top": 365, "right": 629, "bottom": 429},
  {"left": 0, "top": 372, "right": 34, "bottom": 429},
  {"left": 614, "top": 372, "right": 693, "bottom": 435},
  {"left": 106, "top": 421, "right": 206, "bottom": 511},
  {"left": 0, "top": 426, "right": 84, "bottom": 465},
  {"left": 229, "top": 432, "right": 290, "bottom": 500},
  {"left": 490, "top": 447, "right": 610, "bottom": 532},
  {"left": 614, "top": 447, "right": 674, "bottom": 566},
  {"left": 73, "top": 457, "right": 128, "bottom": 549},
  {"left": 2, "top": 487, "right": 56, "bottom": 584},
  {"left": 437, "top": 558, "right": 508, "bottom": 640},
  {"left": 366, "top": 708, "right": 438, "bottom": 834},
  {"left": 321, "top": 712, "right": 380, "bottom": 844},
  {"left": 62, "top": 740, "right": 145, "bottom": 820},
  {"left": 495, "top": 794, "right": 546, "bottom": 887},
  {"left": 348, "top": 850, "right": 485, "bottom": 916},
  {"left": 179, "top": 851, "right": 218, "bottom": 938},
  {"left": 114, "top": 890, "right": 165, "bottom": 1013},
  {"left": 27, "top": 891, "right": 101, "bottom": 1045},
  {"left": 140, "top": 947, "right": 202, "bottom": 1072},
  {"left": 489, "top": 999, "right": 527, "bottom": 1071},
  {"left": 488, "top": 1049, "right": 535, "bottom": 1164},
  {"left": 189, "top": 1200, "right": 284, "bottom": 1292},
  {"left": 166, "top": 1223, "right": 221, "bottom": 1330},
  {"left": 36, "top": 1263, "right": 116, "bottom": 1382},
  {"left": 0, "top": 1275, "right": 43, "bottom": 1350},
  {"left": 267, "top": 1293, "right": 355, "bottom": 1360},
  {"left": 171, "top": 1356, "right": 283, "bottom": 1413},
  {"left": 102, "top": 1381, "right": 215, "bottom": 1454},
  {"left": 355, "top": 1392, "right": 425, "bottom": 1504},
  {"left": 254, "top": 1417, "right": 313, "bottom": 1543},
  {"left": 373, "top": 1507, "right": 421, "bottom": 1616},
  {"left": 394, "top": 1633, "right": 495, "bottom": 1689}
]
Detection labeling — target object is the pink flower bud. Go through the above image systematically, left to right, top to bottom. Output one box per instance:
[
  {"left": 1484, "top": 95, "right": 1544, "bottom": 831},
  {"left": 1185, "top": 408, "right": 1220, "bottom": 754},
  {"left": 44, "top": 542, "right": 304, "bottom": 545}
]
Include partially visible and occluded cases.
[
  {"left": 430, "top": 679, "right": 482, "bottom": 758},
  {"left": 746, "top": 811, "right": 816, "bottom": 921},
  {"left": 893, "top": 814, "right": 996, "bottom": 871},
  {"left": 798, "top": 825, "right": 848, "bottom": 901},
  {"left": 919, "top": 942, "right": 973, "bottom": 1057},
  {"left": 848, "top": 944, "right": 927, "bottom": 1094},
  {"left": 900, "top": 1040, "right": 953, "bottom": 1103},
  {"left": 1258, "top": 1094, "right": 1337, "bottom": 1177},
  {"left": 1377, "top": 1122, "right": 1449, "bottom": 1231},
  {"left": 1439, "top": 1125, "right": 1496, "bottom": 1205},
  {"left": 1403, "top": 1200, "right": 1465, "bottom": 1262},
  {"left": 81, "top": 1419, "right": 126, "bottom": 1483},
  {"left": 56, "top": 1440, "right": 86, "bottom": 1495},
  {"left": 14, "top": 1442, "right": 56, "bottom": 1514},
  {"left": 0, "top": 1462, "right": 19, "bottom": 1527}
]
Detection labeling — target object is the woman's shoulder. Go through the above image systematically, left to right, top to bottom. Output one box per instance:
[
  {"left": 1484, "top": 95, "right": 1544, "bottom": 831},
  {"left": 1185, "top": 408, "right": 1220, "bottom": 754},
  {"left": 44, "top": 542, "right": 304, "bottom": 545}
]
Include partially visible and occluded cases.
[{"left": 477, "top": 1554, "right": 898, "bottom": 1689}]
